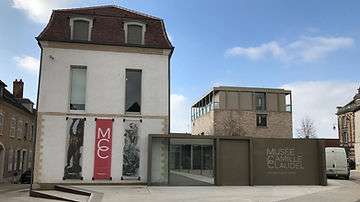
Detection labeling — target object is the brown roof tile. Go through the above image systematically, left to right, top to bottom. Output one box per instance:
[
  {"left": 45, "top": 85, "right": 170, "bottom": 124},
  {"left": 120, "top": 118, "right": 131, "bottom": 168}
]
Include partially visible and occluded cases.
[{"left": 37, "top": 5, "right": 173, "bottom": 49}]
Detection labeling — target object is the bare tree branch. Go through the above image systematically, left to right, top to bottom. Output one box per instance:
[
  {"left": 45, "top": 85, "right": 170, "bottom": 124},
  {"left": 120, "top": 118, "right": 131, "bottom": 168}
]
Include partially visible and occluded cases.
[
  {"left": 218, "top": 114, "right": 246, "bottom": 136},
  {"left": 297, "top": 116, "right": 317, "bottom": 139}
]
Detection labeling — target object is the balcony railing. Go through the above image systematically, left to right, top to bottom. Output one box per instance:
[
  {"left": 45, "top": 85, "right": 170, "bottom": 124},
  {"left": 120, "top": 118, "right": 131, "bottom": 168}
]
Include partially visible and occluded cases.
[{"left": 191, "top": 102, "right": 220, "bottom": 121}]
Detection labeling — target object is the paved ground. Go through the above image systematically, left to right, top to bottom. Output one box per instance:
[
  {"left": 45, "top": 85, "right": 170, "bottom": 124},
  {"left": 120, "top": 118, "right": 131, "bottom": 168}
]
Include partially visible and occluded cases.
[
  {"left": 0, "top": 171, "right": 359, "bottom": 202},
  {"left": 78, "top": 179, "right": 359, "bottom": 202},
  {"left": 0, "top": 183, "right": 29, "bottom": 194},
  {"left": 0, "top": 184, "right": 63, "bottom": 202}
]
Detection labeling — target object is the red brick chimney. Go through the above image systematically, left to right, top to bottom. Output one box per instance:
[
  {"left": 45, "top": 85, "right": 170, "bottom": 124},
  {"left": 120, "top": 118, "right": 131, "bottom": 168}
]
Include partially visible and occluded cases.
[{"left": 13, "top": 79, "right": 24, "bottom": 99}]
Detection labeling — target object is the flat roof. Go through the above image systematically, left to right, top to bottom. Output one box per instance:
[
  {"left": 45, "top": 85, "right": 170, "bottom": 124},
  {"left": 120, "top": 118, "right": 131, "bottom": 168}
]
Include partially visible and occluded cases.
[{"left": 192, "top": 86, "right": 291, "bottom": 107}]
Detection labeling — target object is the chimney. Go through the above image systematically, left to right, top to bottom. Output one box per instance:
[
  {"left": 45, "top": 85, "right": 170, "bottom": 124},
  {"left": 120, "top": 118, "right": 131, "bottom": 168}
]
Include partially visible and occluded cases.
[
  {"left": 13, "top": 79, "right": 24, "bottom": 99},
  {"left": 0, "top": 80, "right": 7, "bottom": 98}
]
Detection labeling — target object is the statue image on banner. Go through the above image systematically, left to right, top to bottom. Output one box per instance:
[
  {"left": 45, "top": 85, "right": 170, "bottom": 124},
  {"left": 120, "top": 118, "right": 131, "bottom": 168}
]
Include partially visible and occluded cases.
[
  {"left": 64, "top": 118, "right": 85, "bottom": 179},
  {"left": 122, "top": 121, "right": 140, "bottom": 179}
]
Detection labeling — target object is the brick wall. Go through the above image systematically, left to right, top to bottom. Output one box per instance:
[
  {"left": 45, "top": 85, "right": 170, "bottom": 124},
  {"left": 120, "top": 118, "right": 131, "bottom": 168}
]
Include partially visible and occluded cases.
[
  {"left": 213, "top": 110, "right": 292, "bottom": 138},
  {"left": 192, "top": 111, "right": 214, "bottom": 136}
]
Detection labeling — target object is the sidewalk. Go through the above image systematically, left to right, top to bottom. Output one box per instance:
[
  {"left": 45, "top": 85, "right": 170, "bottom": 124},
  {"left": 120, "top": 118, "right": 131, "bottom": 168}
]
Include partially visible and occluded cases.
[
  {"left": 1, "top": 178, "right": 360, "bottom": 202},
  {"left": 76, "top": 179, "right": 358, "bottom": 202},
  {"left": 0, "top": 183, "right": 29, "bottom": 194}
]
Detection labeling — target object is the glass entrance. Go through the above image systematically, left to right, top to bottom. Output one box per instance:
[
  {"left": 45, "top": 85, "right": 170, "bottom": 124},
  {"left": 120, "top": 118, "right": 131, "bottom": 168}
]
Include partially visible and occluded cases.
[{"left": 169, "top": 139, "right": 214, "bottom": 185}]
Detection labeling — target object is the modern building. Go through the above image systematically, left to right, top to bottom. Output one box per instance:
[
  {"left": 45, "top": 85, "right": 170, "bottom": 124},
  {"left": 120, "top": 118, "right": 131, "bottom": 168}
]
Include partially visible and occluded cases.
[
  {"left": 33, "top": 5, "right": 173, "bottom": 187},
  {"left": 0, "top": 79, "right": 35, "bottom": 183},
  {"left": 191, "top": 86, "right": 292, "bottom": 138},
  {"left": 336, "top": 87, "right": 360, "bottom": 169}
]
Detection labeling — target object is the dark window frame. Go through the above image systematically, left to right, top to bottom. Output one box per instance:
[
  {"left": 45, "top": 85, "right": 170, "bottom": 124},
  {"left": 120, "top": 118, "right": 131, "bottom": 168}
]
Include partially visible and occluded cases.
[
  {"left": 71, "top": 19, "right": 91, "bottom": 41},
  {"left": 124, "top": 22, "right": 146, "bottom": 45},
  {"left": 127, "top": 24, "right": 143, "bottom": 45},
  {"left": 69, "top": 66, "right": 87, "bottom": 111},
  {"left": 125, "top": 69, "right": 142, "bottom": 113},
  {"left": 255, "top": 92, "right": 266, "bottom": 111},
  {"left": 256, "top": 114, "right": 267, "bottom": 127}
]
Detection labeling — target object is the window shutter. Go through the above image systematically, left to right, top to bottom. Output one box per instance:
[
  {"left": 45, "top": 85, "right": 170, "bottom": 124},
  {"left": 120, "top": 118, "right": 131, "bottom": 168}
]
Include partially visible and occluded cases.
[
  {"left": 73, "top": 20, "right": 90, "bottom": 41},
  {"left": 127, "top": 24, "right": 143, "bottom": 44}
]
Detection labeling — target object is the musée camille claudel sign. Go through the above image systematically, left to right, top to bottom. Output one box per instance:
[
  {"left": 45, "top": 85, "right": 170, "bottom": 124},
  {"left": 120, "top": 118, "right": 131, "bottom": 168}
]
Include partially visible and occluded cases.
[{"left": 265, "top": 147, "right": 304, "bottom": 170}]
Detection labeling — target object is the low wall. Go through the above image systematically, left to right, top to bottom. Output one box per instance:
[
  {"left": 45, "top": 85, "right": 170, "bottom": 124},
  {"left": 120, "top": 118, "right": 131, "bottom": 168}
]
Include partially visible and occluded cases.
[
  {"left": 148, "top": 134, "right": 327, "bottom": 186},
  {"left": 252, "top": 138, "right": 326, "bottom": 185}
]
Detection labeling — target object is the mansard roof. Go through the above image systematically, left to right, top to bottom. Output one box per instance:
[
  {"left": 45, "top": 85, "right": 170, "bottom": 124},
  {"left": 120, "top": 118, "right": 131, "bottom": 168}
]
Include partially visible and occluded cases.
[{"left": 37, "top": 5, "right": 173, "bottom": 49}]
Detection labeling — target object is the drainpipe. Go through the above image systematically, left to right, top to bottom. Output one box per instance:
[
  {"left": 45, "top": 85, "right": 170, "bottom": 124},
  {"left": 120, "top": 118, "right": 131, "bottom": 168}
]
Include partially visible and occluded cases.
[{"left": 30, "top": 41, "right": 43, "bottom": 193}]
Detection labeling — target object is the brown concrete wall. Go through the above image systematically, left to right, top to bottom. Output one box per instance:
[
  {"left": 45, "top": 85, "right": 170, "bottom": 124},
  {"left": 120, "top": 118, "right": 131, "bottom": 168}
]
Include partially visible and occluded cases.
[
  {"left": 226, "top": 91, "right": 239, "bottom": 110},
  {"left": 239, "top": 92, "right": 252, "bottom": 110},
  {"left": 267, "top": 93, "right": 278, "bottom": 111},
  {"left": 278, "top": 94, "right": 286, "bottom": 112},
  {"left": 0, "top": 99, "right": 35, "bottom": 182},
  {"left": 214, "top": 110, "right": 292, "bottom": 138},
  {"left": 191, "top": 111, "right": 214, "bottom": 136},
  {"left": 148, "top": 135, "right": 326, "bottom": 186},
  {"left": 217, "top": 138, "right": 326, "bottom": 186},
  {"left": 252, "top": 138, "right": 326, "bottom": 185}
]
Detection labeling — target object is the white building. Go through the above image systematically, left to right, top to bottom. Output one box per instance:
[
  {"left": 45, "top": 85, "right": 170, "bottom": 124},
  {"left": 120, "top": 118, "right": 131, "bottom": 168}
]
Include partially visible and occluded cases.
[
  {"left": 33, "top": 5, "right": 173, "bottom": 187},
  {"left": 355, "top": 109, "right": 360, "bottom": 171}
]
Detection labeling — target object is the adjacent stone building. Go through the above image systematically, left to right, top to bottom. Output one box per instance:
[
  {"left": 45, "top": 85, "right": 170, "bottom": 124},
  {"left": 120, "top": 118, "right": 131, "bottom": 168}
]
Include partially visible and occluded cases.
[
  {"left": 33, "top": 5, "right": 173, "bottom": 187},
  {"left": 0, "top": 79, "right": 35, "bottom": 183},
  {"left": 191, "top": 86, "right": 292, "bottom": 138},
  {"left": 336, "top": 87, "right": 360, "bottom": 169}
]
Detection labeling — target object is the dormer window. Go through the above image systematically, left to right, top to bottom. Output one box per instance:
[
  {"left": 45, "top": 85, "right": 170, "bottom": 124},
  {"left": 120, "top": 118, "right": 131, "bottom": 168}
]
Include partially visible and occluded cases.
[
  {"left": 70, "top": 18, "right": 93, "bottom": 41},
  {"left": 124, "top": 22, "right": 146, "bottom": 45}
]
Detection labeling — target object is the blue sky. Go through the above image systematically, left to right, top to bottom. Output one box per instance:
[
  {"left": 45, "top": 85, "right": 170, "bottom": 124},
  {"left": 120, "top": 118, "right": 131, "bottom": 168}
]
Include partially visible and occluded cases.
[{"left": 1, "top": 0, "right": 359, "bottom": 137}]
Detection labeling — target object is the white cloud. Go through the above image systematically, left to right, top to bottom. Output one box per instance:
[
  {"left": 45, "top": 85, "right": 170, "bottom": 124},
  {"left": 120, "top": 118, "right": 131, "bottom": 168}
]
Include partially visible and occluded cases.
[
  {"left": 11, "top": 0, "right": 71, "bottom": 23},
  {"left": 226, "top": 36, "right": 354, "bottom": 63},
  {"left": 226, "top": 41, "right": 285, "bottom": 60},
  {"left": 14, "top": 55, "right": 40, "bottom": 73},
  {"left": 281, "top": 81, "right": 358, "bottom": 138},
  {"left": 171, "top": 94, "right": 191, "bottom": 133}
]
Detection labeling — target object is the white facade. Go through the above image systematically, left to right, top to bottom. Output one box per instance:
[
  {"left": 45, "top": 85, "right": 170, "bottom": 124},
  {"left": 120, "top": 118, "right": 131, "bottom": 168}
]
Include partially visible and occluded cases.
[
  {"left": 34, "top": 42, "right": 170, "bottom": 184},
  {"left": 355, "top": 110, "right": 360, "bottom": 171}
]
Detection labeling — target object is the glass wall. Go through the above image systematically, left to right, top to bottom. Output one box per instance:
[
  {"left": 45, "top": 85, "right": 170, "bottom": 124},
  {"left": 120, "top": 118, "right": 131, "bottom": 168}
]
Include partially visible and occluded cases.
[{"left": 169, "top": 139, "right": 214, "bottom": 185}]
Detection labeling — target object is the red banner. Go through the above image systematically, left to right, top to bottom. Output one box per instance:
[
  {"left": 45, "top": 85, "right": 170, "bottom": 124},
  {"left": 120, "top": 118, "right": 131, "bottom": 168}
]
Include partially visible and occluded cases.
[{"left": 93, "top": 119, "right": 113, "bottom": 180}]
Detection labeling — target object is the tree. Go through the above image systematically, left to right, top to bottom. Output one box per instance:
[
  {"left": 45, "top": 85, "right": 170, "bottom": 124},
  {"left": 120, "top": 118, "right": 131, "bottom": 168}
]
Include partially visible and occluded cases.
[
  {"left": 218, "top": 114, "right": 246, "bottom": 136},
  {"left": 297, "top": 116, "right": 317, "bottom": 139}
]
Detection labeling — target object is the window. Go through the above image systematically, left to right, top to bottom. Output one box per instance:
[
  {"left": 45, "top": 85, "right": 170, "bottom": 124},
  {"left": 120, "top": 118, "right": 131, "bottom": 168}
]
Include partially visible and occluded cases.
[
  {"left": 70, "top": 18, "right": 92, "bottom": 41},
  {"left": 124, "top": 22, "right": 146, "bottom": 45},
  {"left": 70, "top": 66, "right": 87, "bottom": 110},
  {"left": 125, "top": 69, "right": 142, "bottom": 113},
  {"left": 255, "top": 93, "right": 266, "bottom": 111},
  {"left": 0, "top": 113, "right": 4, "bottom": 134},
  {"left": 256, "top": 114, "right": 267, "bottom": 127},
  {"left": 342, "top": 116, "right": 347, "bottom": 129},
  {"left": 10, "top": 117, "right": 16, "bottom": 137},
  {"left": 17, "top": 120, "right": 23, "bottom": 139},
  {"left": 24, "top": 122, "right": 28, "bottom": 140},
  {"left": 30, "top": 125, "right": 34, "bottom": 141},
  {"left": 343, "top": 131, "right": 348, "bottom": 143},
  {"left": 8, "top": 148, "right": 13, "bottom": 172},
  {"left": 14, "top": 150, "right": 18, "bottom": 171},
  {"left": 21, "top": 150, "right": 26, "bottom": 171},
  {"left": 28, "top": 150, "right": 32, "bottom": 169}
]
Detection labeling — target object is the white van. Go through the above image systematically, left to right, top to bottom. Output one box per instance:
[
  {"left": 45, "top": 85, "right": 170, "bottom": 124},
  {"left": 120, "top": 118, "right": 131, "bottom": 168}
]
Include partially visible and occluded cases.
[{"left": 325, "top": 147, "right": 350, "bottom": 179}]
